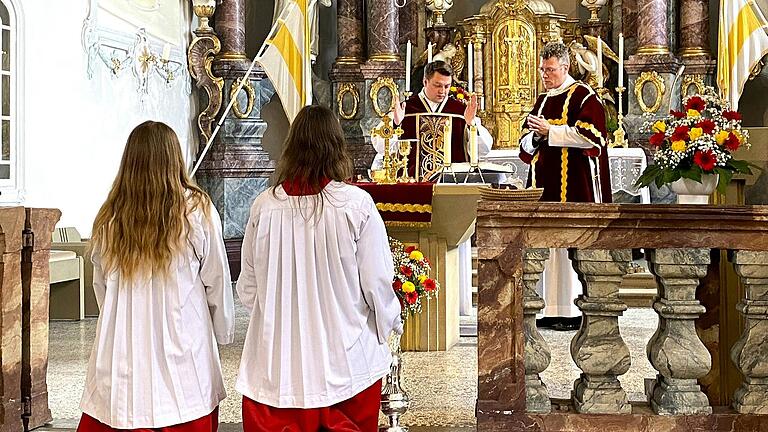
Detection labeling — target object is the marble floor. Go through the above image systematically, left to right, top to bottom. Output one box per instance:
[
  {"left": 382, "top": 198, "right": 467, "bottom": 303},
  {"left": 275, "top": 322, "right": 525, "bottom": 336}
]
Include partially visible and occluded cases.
[{"left": 46, "top": 292, "right": 658, "bottom": 430}]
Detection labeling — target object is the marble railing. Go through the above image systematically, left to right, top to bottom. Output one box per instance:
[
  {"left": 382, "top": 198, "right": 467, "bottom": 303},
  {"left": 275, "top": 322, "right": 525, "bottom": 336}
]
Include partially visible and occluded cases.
[{"left": 476, "top": 202, "right": 768, "bottom": 431}]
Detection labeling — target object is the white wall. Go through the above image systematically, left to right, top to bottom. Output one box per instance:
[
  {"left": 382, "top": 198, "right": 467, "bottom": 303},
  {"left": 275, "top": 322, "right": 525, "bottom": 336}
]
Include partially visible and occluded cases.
[{"left": 21, "top": 0, "right": 197, "bottom": 236}]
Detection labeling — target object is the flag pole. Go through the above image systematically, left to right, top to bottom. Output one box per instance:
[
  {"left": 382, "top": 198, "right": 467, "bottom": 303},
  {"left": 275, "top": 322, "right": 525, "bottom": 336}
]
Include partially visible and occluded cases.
[{"left": 304, "top": 0, "right": 314, "bottom": 106}]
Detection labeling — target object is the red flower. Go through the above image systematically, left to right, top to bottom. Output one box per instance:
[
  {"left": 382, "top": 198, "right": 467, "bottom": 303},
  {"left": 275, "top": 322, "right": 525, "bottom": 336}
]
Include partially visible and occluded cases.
[
  {"left": 685, "top": 96, "right": 706, "bottom": 112},
  {"left": 670, "top": 110, "right": 686, "bottom": 119},
  {"left": 723, "top": 110, "right": 742, "bottom": 121},
  {"left": 695, "top": 119, "right": 716, "bottom": 134},
  {"left": 671, "top": 126, "right": 690, "bottom": 142},
  {"left": 649, "top": 132, "right": 666, "bottom": 147},
  {"left": 724, "top": 132, "right": 741, "bottom": 151},
  {"left": 693, "top": 150, "right": 717, "bottom": 171},
  {"left": 404, "top": 245, "right": 416, "bottom": 254},
  {"left": 424, "top": 257, "right": 430, "bottom": 266},
  {"left": 400, "top": 265, "right": 412, "bottom": 277},
  {"left": 423, "top": 278, "right": 436, "bottom": 292},
  {"left": 393, "top": 280, "right": 403, "bottom": 292},
  {"left": 406, "top": 291, "right": 419, "bottom": 305}
]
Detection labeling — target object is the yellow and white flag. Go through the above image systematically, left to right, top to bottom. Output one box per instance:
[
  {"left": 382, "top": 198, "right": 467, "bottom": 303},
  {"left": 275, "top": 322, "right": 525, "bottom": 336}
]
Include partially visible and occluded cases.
[
  {"left": 257, "top": 0, "right": 312, "bottom": 122},
  {"left": 717, "top": 0, "right": 768, "bottom": 111}
]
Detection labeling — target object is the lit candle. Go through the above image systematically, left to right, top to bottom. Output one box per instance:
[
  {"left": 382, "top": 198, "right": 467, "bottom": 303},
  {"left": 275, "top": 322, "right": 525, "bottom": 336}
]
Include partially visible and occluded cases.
[
  {"left": 618, "top": 33, "right": 624, "bottom": 88},
  {"left": 596, "top": 37, "right": 603, "bottom": 88},
  {"left": 405, "top": 40, "right": 412, "bottom": 92},
  {"left": 467, "top": 41, "right": 474, "bottom": 92},
  {"left": 427, "top": 42, "right": 433, "bottom": 63},
  {"left": 161, "top": 43, "right": 171, "bottom": 61},
  {"left": 443, "top": 119, "right": 451, "bottom": 165}
]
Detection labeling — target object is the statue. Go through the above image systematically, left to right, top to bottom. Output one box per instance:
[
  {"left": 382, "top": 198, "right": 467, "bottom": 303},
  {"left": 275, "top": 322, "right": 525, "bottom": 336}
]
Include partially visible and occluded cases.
[
  {"left": 272, "top": 0, "right": 332, "bottom": 59},
  {"left": 568, "top": 35, "right": 620, "bottom": 134}
]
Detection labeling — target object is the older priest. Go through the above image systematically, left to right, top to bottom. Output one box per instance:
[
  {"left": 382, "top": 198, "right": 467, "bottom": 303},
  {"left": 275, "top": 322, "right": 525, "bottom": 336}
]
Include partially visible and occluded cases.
[
  {"left": 520, "top": 42, "right": 612, "bottom": 330},
  {"left": 371, "top": 60, "right": 492, "bottom": 176}
]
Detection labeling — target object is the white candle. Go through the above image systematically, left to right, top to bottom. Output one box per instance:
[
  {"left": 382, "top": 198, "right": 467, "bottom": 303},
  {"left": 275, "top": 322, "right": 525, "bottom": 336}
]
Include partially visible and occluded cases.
[
  {"left": 618, "top": 33, "right": 624, "bottom": 88},
  {"left": 596, "top": 37, "right": 603, "bottom": 88},
  {"left": 405, "top": 40, "right": 412, "bottom": 92},
  {"left": 467, "top": 41, "right": 474, "bottom": 92},
  {"left": 161, "top": 43, "right": 171, "bottom": 61},
  {"left": 427, "top": 43, "right": 433, "bottom": 63},
  {"left": 443, "top": 120, "right": 451, "bottom": 165},
  {"left": 469, "top": 127, "right": 478, "bottom": 166}
]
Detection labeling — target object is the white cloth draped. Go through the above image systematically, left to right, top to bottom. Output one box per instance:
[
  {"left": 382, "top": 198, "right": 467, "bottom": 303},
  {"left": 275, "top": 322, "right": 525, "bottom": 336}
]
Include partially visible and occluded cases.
[{"left": 236, "top": 181, "right": 403, "bottom": 408}]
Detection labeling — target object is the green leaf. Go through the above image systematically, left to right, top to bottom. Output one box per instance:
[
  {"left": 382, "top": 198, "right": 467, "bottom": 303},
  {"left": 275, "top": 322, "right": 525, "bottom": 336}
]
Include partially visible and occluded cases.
[
  {"left": 635, "top": 165, "right": 661, "bottom": 188},
  {"left": 680, "top": 167, "right": 702, "bottom": 182},
  {"left": 717, "top": 169, "right": 734, "bottom": 194}
]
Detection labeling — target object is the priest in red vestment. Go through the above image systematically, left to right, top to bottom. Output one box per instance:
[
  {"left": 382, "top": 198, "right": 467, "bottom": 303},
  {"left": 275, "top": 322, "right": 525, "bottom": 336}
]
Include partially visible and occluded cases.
[
  {"left": 520, "top": 42, "right": 612, "bottom": 330},
  {"left": 370, "top": 61, "right": 493, "bottom": 179}
]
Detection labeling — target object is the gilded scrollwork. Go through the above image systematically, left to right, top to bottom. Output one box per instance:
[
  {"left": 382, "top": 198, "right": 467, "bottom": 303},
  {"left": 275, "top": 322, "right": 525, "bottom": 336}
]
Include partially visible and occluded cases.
[
  {"left": 188, "top": 35, "right": 223, "bottom": 143},
  {"left": 634, "top": 71, "right": 666, "bottom": 114},
  {"left": 681, "top": 74, "right": 705, "bottom": 97},
  {"left": 230, "top": 77, "right": 255, "bottom": 119},
  {"left": 370, "top": 78, "right": 399, "bottom": 118},
  {"left": 336, "top": 83, "right": 359, "bottom": 120}
]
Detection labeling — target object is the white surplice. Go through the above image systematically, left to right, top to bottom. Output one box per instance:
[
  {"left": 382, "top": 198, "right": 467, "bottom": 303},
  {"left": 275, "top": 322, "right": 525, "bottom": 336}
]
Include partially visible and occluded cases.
[
  {"left": 236, "top": 181, "right": 403, "bottom": 408},
  {"left": 80, "top": 201, "right": 235, "bottom": 428}
]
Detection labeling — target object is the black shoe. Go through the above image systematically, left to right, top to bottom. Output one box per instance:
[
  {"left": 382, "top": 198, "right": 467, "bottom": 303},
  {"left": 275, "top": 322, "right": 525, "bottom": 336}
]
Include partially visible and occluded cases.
[{"left": 550, "top": 316, "right": 582, "bottom": 331}]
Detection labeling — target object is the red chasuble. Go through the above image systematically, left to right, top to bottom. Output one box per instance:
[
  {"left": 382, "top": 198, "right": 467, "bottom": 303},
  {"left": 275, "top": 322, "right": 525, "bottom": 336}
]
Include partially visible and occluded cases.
[
  {"left": 519, "top": 81, "right": 612, "bottom": 203},
  {"left": 399, "top": 93, "right": 467, "bottom": 179}
]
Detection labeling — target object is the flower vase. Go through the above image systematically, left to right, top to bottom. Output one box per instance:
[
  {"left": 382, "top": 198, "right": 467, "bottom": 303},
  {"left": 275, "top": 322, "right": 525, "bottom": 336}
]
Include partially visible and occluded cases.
[
  {"left": 669, "top": 174, "right": 719, "bottom": 205},
  {"left": 380, "top": 331, "right": 409, "bottom": 432}
]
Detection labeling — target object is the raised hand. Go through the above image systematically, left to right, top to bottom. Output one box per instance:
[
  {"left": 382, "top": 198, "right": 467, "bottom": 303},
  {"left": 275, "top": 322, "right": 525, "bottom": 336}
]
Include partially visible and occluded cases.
[
  {"left": 393, "top": 92, "right": 407, "bottom": 126},
  {"left": 464, "top": 93, "right": 478, "bottom": 126}
]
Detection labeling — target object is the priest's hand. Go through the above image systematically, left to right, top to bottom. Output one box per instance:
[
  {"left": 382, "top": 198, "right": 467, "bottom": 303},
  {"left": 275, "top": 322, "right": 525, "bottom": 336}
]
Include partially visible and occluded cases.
[
  {"left": 392, "top": 92, "right": 407, "bottom": 126},
  {"left": 464, "top": 94, "right": 478, "bottom": 126},
  {"left": 527, "top": 114, "right": 551, "bottom": 136}
]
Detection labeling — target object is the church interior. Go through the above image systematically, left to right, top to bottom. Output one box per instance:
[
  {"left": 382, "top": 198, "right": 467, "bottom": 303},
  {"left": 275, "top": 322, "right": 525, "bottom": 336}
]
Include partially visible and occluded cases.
[{"left": 3, "top": 0, "right": 768, "bottom": 431}]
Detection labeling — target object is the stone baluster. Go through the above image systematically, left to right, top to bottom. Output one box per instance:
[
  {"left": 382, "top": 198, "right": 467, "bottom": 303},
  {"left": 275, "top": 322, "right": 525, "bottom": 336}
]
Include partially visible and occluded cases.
[
  {"left": 522, "top": 248, "right": 551, "bottom": 413},
  {"left": 646, "top": 248, "right": 712, "bottom": 415},
  {"left": 570, "top": 249, "right": 632, "bottom": 414},
  {"left": 729, "top": 250, "right": 768, "bottom": 414}
]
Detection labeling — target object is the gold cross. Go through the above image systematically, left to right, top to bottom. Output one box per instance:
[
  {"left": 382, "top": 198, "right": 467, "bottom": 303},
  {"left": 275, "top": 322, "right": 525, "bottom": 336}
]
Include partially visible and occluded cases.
[{"left": 371, "top": 115, "right": 404, "bottom": 184}]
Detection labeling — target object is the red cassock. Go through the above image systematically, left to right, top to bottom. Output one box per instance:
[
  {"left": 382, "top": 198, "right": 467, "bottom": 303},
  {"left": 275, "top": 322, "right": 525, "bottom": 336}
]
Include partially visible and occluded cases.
[
  {"left": 519, "top": 81, "right": 612, "bottom": 203},
  {"left": 399, "top": 94, "right": 467, "bottom": 178},
  {"left": 242, "top": 381, "right": 381, "bottom": 432},
  {"left": 77, "top": 408, "right": 219, "bottom": 432}
]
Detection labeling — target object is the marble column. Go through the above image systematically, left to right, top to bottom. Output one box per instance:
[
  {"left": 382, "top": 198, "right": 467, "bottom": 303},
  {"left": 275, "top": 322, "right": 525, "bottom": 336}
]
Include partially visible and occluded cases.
[
  {"left": 214, "top": 0, "right": 247, "bottom": 63},
  {"left": 336, "top": 0, "right": 365, "bottom": 64},
  {"left": 367, "top": 0, "right": 399, "bottom": 61},
  {"left": 636, "top": 0, "right": 669, "bottom": 55},
  {"left": 679, "top": 0, "right": 710, "bottom": 58},
  {"left": 0, "top": 207, "right": 24, "bottom": 432},
  {"left": 21, "top": 208, "right": 59, "bottom": 429},
  {"left": 646, "top": 248, "right": 712, "bottom": 415},
  {"left": 522, "top": 249, "right": 551, "bottom": 413},
  {"left": 570, "top": 249, "right": 632, "bottom": 414},
  {"left": 729, "top": 250, "right": 768, "bottom": 414}
]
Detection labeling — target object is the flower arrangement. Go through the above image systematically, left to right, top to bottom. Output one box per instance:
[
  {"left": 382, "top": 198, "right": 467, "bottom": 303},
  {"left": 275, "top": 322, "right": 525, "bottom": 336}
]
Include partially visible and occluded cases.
[
  {"left": 449, "top": 84, "right": 470, "bottom": 104},
  {"left": 635, "top": 86, "right": 757, "bottom": 193},
  {"left": 389, "top": 238, "right": 439, "bottom": 319}
]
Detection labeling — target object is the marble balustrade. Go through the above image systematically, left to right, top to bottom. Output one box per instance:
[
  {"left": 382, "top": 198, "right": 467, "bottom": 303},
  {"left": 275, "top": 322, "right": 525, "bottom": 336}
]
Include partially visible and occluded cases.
[{"left": 476, "top": 202, "right": 768, "bottom": 431}]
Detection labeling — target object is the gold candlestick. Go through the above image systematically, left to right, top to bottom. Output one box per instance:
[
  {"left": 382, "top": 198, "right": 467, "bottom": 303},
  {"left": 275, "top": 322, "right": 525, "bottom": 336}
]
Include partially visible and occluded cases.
[
  {"left": 611, "top": 86, "right": 628, "bottom": 148},
  {"left": 371, "top": 115, "right": 404, "bottom": 184}
]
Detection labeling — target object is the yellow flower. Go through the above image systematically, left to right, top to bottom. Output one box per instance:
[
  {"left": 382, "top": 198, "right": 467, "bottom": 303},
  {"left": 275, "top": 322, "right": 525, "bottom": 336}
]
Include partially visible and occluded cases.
[
  {"left": 450, "top": 86, "right": 457, "bottom": 92},
  {"left": 456, "top": 93, "right": 465, "bottom": 100},
  {"left": 687, "top": 109, "right": 701, "bottom": 118},
  {"left": 652, "top": 121, "right": 666, "bottom": 133},
  {"left": 689, "top": 127, "right": 703, "bottom": 141},
  {"left": 715, "top": 130, "right": 729, "bottom": 145},
  {"left": 733, "top": 130, "right": 743, "bottom": 142},
  {"left": 671, "top": 140, "right": 687, "bottom": 152},
  {"left": 409, "top": 250, "right": 424, "bottom": 261},
  {"left": 418, "top": 274, "right": 428, "bottom": 284},
  {"left": 402, "top": 281, "right": 416, "bottom": 293}
]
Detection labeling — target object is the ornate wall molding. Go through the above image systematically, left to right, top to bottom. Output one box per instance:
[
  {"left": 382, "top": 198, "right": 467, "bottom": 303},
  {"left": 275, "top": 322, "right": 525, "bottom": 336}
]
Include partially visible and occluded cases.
[
  {"left": 188, "top": 35, "right": 223, "bottom": 143},
  {"left": 634, "top": 71, "right": 666, "bottom": 113},
  {"left": 682, "top": 74, "right": 705, "bottom": 97},
  {"left": 230, "top": 77, "right": 255, "bottom": 119},
  {"left": 370, "top": 77, "right": 399, "bottom": 118},
  {"left": 337, "top": 83, "right": 360, "bottom": 120}
]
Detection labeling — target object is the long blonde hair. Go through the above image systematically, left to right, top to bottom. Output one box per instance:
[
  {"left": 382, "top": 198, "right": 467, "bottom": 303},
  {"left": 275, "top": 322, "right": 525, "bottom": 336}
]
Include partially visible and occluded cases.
[{"left": 91, "top": 121, "right": 210, "bottom": 280}]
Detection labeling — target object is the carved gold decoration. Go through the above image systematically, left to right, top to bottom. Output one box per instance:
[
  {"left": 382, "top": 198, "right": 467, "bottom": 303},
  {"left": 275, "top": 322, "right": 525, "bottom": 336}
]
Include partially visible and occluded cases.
[
  {"left": 192, "top": 0, "right": 216, "bottom": 34},
  {"left": 581, "top": 0, "right": 608, "bottom": 23},
  {"left": 188, "top": 34, "right": 223, "bottom": 144},
  {"left": 636, "top": 44, "right": 670, "bottom": 55},
  {"left": 634, "top": 71, "right": 666, "bottom": 114},
  {"left": 682, "top": 74, "right": 706, "bottom": 97},
  {"left": 229, "top": 77, "right": 255, "bottom": 119},
  {"left": 370, "top": 78, "right": 399, "bottom": 117},
  {"left": 336, "top": 83, "right": 359, "bottom": 120},
  {"left": 412, "top": 114, "right": 459, "bottom": 182},
  {"left": 371, "top": 115, "right": 406, "bottom": 184},
  {"left": 376, "top": 203, "right": 433, "bottom": 213},
  {"left": 384, "top": 221, "right": 432, "bottom": 229}
]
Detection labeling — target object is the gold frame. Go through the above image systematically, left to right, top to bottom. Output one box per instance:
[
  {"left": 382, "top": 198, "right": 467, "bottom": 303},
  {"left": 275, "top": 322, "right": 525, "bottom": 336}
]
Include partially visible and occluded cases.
[
  {"left": 634, "top": 71, "right": 666, "bottom": 114},
  {"left": 681, "top": 74, "right": 706, "bottom": 97},
  {"left": 230, "top": 77, "right": 255, "bottom": 119},
  {"left": 370, "top": 77, "right": 399, "bottom": 117},
  {"left": 336, "top": 83, "right": 359, "bottom": 120}
]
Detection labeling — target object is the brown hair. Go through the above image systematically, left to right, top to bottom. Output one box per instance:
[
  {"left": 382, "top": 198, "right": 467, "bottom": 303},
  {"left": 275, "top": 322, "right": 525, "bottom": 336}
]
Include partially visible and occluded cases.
[
  {"left": 425, "top": 60, "right": 454, "bottom": 80},
  {"left": 272, "top": 105, "right": 353, "bottom": 215},
  {"left": 90, "top": 121, "right": 211, "bottom": 280}
]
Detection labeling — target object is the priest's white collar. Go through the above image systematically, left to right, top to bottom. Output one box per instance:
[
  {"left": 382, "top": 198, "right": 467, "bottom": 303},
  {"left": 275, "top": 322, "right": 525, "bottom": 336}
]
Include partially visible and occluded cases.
[
  {"left": 546, "top": 75, "right": 577, "bottom": 96},
  {"left": 418, "top": 89, "right": 449, "bottom": 113}
]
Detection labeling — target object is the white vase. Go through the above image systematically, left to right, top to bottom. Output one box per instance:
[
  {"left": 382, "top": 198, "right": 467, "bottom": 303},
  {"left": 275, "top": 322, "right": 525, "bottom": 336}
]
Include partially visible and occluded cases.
[{"left": 669, "top": 174, "right": 719, "bottom": 205}]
